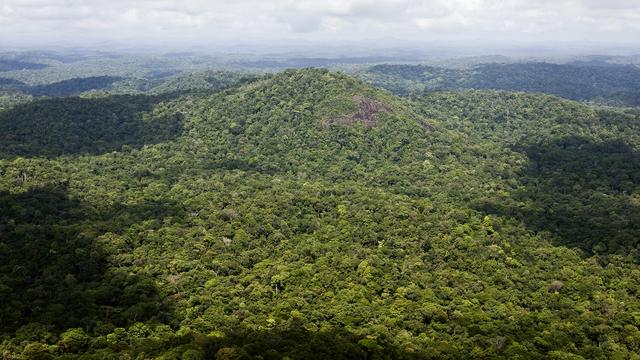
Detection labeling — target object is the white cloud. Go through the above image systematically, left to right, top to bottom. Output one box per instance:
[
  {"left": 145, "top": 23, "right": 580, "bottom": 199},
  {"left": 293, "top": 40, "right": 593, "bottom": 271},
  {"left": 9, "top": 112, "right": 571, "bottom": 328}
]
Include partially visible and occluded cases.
[{"left": 0, "top": 0, "right": 638, "bottom": 47}]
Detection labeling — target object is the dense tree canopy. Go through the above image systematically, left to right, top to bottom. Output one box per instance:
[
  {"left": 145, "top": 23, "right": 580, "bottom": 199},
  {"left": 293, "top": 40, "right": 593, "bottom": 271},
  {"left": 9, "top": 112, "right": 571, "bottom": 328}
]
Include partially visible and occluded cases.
[
  {"left": 0, "top": 59, "right": 48, "bottom": 72},
  {"left": 362, "top": 62, "right": 640, "bottom": 106},
  {"left": 1, "top": 69, "right": 640, "bottom": 359},
  {"left": 0, "top": 95, "right": 183, "bottom": 157}
]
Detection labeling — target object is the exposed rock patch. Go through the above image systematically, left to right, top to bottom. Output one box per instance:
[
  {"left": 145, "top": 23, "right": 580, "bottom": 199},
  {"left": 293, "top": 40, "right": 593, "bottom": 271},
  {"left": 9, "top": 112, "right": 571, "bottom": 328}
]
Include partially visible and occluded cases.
[
  {"left": 323, "top": 95, "right": 388, "bottom": 128},
  {"left": 420, "top": 122, "right": 436, "bottom": 132}
]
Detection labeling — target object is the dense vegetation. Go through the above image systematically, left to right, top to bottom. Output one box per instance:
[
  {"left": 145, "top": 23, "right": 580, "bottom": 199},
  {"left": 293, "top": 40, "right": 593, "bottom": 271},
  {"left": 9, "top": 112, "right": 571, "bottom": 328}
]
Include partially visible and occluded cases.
[
  {"left": 0, "top": 51, "right": 247, "bottom": 109},
  {"left": 0, "top": 59, "right": 48, "bottom": 72},
  {"left": 362, "top": 62, "right": 640, "bottom": 106},
  {"left": 0, "top": 69, "right": 248, "bottom": 109},
  {"left": 1, "top": 69, "right": 640, "bottom": 359},
  {"left": 27, "top": 77, "right": 125, "bottom": 97},
  {"left": 0, "top": 91, "right": 32, "bottom": 110},
  {"left": 414, "top": 91, "right": 640, "bottom": 255},
  {"left": 0, "top": 95, "right": 183, "bottom": 157}
]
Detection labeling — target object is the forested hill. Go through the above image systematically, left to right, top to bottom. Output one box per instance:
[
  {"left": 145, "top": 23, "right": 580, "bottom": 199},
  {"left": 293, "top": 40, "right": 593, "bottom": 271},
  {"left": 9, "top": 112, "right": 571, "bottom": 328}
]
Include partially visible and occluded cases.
[
  {"left": 361, "top": 62, "right": 640, "bottom": 106},
  {"left": 2, "top": 69, "right": 640, "bottom": 359},
  {"left": 0, "top": 71, "right": 248, "bottom": 102}
]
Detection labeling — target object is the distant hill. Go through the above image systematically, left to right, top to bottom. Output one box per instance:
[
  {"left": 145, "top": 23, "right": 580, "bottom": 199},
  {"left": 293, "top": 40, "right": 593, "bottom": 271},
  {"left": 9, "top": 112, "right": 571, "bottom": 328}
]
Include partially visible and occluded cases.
[
  {"left": 0, "top": 59, "right": 48, "bottom": 72},
  {"left": 362, "top": 62, "right": 640, "bottom": 106},
  {"left": 0, "top": 72, "right": 249, "bottom": 109}
]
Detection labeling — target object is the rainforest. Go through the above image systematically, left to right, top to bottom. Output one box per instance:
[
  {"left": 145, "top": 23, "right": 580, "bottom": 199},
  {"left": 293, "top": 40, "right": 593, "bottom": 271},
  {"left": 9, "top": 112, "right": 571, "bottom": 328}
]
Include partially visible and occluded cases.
[{"left": 0, "top": 48, "right": 639, "bottom": 359}]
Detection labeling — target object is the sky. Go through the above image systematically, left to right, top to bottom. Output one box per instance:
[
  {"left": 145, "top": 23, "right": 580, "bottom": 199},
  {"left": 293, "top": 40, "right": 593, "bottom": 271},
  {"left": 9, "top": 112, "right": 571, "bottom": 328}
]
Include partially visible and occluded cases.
[{"left": 1, "top": 0, "right": 639, "bottom": 51}]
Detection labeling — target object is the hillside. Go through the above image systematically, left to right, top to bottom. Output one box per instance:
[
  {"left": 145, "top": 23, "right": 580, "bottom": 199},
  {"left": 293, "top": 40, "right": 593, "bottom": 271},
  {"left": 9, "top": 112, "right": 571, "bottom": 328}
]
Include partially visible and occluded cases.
[
  {"left": 361, "top": 62, "right": 640, "bottom": 106},
  {"left": 1, "top": 69, "right": 640, "bottom": 359},
  {"left": 0, "top": 71, "right": 249, "bottom": 108},
  {"left": 415, "top": 90, "right": 640, "bottom": 254},
  {"left": 0, "top": 95, "right": 183, "bottom": 157}
]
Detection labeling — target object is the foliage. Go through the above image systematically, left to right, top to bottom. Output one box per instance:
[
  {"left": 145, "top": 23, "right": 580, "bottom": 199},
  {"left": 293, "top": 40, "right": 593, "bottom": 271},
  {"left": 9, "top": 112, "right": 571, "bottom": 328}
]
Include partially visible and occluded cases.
[
  {"left": 0, "top": 59, "right": 48, "bottom": 72},
  {"left": 362, "top": 62, "right": 640, "bottom": 106},
  {"left": 1, "top": 69, "right": 640, "bottom": 359},
  {"left": 27, "top": 76, "right": 125, "bottom": 97},
  {"left": 415, "top": 90, "right": 640, "bottom": 254},
  {"left": 0, "top": 91, "right": 32, "bottom": 110},
  {"left": 0, "top": 95, "right": 183, "bottom": 157}
]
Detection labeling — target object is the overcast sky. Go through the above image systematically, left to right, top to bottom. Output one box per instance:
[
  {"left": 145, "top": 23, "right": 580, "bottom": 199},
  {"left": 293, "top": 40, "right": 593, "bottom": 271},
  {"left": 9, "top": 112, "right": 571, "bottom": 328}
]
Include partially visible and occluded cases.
[{"left": 1, "top": 0, "right": 639, "bottom": 50}]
